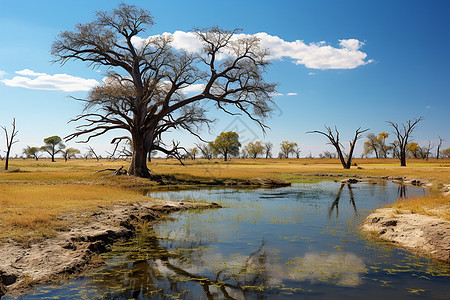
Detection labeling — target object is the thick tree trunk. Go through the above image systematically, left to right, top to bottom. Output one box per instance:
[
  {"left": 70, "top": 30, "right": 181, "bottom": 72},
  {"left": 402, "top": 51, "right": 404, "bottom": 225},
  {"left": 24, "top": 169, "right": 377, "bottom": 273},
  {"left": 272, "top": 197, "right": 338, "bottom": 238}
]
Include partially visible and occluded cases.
[
  {"left": 128, "top": 134, "right": 150, "bottom": 178},
  {"left": 400, "top": 149, "right": 406, "bottom": 166}
]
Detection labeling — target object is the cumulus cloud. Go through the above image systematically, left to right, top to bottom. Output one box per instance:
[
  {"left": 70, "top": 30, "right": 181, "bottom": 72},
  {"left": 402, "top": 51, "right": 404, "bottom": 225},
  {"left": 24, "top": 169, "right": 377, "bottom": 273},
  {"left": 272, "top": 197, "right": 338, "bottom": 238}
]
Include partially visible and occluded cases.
[
  {"left": 137, "top": 31, "right": 371, "bottom": 70},
  {"left": 1, "top": 69, "right": 99, "bottom": 92},
  {"left": 0, "top": 70, "right": 6, "bottom": 77},
  {"left": 286, "top": 93, "right": 297, "bottom": 96}
]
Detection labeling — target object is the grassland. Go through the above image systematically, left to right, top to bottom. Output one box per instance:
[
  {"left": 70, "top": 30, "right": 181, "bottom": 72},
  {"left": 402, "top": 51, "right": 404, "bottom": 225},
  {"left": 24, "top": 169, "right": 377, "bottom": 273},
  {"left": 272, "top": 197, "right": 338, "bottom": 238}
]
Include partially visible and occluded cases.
[{"left": 1, "top": 157, "right": 449, "bottom": 243}]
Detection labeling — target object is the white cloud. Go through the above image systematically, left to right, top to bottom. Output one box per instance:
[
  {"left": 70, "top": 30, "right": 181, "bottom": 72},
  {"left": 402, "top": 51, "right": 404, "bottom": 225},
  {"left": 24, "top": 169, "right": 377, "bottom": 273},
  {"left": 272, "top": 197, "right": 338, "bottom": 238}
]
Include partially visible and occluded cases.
[
  {"left": 141, "top": 31, "right": 372, "bottom": 70},
  {"left": 15, "top": 69, "right": 47, "bottom": 77},
  {"left": 0, "top": 70, "right": 6, "bottom": 77},
  {"left": 1, "top": 70, "right": 99, "bottom": 92},
  {"left": 308, "top": 72, "right": 315, "bottom": 76},
  {"left": 180, "top": 83, "right": 205, "bottom": 94},
  {"left": 270, "top": 92, "right": 283, "bottom": 96},
  {"left": 286, "top": 92, "right": 297, "bottom": 96}
]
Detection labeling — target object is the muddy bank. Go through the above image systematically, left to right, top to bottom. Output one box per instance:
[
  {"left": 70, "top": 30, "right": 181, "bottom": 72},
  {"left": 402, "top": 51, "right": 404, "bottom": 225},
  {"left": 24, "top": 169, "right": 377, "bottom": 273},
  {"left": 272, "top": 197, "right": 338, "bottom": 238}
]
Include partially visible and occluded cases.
[
  {"left": 0, "top": 199, "right": 220, "bottom": 298},
  {"left": 361, "top": 208, "right": 450, "bottom": 262}
]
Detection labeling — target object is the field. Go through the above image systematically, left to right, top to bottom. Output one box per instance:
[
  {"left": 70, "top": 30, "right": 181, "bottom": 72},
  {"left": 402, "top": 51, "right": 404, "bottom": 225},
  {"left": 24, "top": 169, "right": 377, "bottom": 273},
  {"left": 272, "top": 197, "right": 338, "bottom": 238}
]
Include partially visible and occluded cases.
[{"left": 0, "top": 158, "right": 449, "bottom": 244}]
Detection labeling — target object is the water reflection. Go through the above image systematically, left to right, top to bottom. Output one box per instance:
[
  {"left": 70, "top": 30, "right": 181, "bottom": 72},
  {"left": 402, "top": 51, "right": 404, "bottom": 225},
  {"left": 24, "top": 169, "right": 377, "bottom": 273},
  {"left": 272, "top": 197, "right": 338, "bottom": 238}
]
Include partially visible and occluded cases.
[
  {"left": 23, "top": 182, "right": 447, "bottom": 300},
  {"left": 329, "top": 183, "right": 357, "bottom": 219},
  {"left": 87, "top": 229, "right": 367, "bottom": 299}
]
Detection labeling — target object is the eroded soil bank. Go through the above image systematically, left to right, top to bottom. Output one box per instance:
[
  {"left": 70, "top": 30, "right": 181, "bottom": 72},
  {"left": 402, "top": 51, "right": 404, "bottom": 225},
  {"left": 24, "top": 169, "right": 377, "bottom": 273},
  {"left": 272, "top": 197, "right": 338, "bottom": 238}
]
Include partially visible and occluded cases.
[
  {"left": 0, "top": 199, "right": 220, "bottom": 298},
  {"left": 361, "top": 208, "right": 450, "bottom": 262}
]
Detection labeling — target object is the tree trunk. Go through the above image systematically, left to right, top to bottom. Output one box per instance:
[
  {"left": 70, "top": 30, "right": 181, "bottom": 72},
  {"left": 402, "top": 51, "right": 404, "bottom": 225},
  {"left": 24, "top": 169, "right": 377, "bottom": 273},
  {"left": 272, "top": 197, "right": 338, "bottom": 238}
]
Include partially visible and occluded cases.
[
  {"left": 128, "top": 134, "right": 150, "bottom": 178},
  {"left": 4, "top": 149, "right": 10, "bottom": 170},
  {"left": 400, "top": 150, "right": 406, "bottom": 166}
]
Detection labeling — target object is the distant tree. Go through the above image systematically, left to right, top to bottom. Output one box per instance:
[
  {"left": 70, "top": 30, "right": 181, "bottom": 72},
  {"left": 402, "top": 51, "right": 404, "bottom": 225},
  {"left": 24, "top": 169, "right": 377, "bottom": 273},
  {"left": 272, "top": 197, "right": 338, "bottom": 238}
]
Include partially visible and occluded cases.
[
  {"left": 387, "top": 117, "right": 423, "bottom": 166},
  {"left": 2, "top": 118, "right": 19, "bottom": 170},
  {"left": 307, "top": 126, "right": 368, "bottom": 169},
  {"left": 211, "top": 131, "right": 241, "bottom": 161},
  {"left": 363, "top": 132, "right": 391, "bottom": 158},
  {"left": 377, "top": 132, "right": 391, "bottom": 158},
  {"left": 363, "top": 133, "right": 380, "bottom": 158},
  {"left": 41, "top": 136, "right": 65, "bottom": 162},
  {"left": 436, "top": 136, "right": 443, "bottom": 159},
  {"left": 244, "top": 141, "right": 264, "bottom": 159},
  {"left": 279, "top": 141, "right": 298, "bottom": 158},
  {"left": 390, "top": 141, "right": 400, "bottom": 158},
  {"left": 418, "top": 141, "right": 433, "bottom": 160},
  {"left": 263, "top": 142, "right": 273, "bottom": 159},
  {"left": 407, "top": 142, "right": 420, "bottom": 158},
  {"left": 196, "top": 143, "right": 214, "bottom": 160},
  {"left": 293, "top": 145, "right": 301, "bottom": 158},
  {"left": 23, "top": 146, "right": 41, "bottom": 161},
  {"left": 87, "top": 146, "right": 100, "bottom": 161},
  {"left": 62, "top": 147, "right": 81, "bottom": 161},
  {"left": 189, "top": 147, "right": 198, "bottom": 160},
  {"left": 441, "top": 147, "right": 450, "bottom": 158},
  {"left": 241, "top": 148, "right": 249, "bottom": 159},
  {"left": 319, "top": 150, "right": 336, "bottom": 159}
]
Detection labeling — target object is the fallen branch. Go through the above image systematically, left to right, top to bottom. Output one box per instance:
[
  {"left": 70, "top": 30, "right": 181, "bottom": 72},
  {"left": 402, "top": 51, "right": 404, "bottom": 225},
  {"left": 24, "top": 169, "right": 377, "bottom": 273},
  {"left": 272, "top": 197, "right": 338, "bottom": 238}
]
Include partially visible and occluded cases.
[{"left": 91, "top": 165, "right": 127, "bottom": 176}]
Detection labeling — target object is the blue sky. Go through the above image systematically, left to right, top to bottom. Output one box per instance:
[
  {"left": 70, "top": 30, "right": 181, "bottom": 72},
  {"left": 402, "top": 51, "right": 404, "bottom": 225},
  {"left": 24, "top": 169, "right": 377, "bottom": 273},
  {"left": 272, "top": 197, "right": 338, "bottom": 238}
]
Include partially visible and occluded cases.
[{"left": 1, "top": 0, "right": 449, "bottom": 158}]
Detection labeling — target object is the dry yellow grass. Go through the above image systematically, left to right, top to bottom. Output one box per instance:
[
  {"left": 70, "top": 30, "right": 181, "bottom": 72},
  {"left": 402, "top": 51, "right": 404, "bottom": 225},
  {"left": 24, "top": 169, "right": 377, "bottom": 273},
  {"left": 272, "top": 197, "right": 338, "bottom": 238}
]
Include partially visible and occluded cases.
[
  {"left": 0, "top": 157, "right": 449, "bottom": 243},
  {"left": 0, "top": 183, "right": 151, "bottom": 243},
  {"left": 389, "top": 195, "right": 450, "bottom": 221}
]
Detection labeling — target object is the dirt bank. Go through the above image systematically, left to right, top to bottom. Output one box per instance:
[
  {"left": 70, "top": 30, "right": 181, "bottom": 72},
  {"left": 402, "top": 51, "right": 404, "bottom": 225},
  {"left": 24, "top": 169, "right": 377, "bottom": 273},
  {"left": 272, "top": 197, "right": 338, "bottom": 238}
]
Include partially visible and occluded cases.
[
  {"left": 0, "top": 199, "right": 220, "bottom": 299},
  {"left": 360, "top": 208, "right": 450, "bottom": 262}
]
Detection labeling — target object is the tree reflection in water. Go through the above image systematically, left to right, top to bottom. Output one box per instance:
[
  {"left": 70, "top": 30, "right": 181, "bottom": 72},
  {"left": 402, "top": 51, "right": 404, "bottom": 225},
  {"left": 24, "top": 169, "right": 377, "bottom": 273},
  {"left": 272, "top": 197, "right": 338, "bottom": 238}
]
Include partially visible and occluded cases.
[
  {"left": 329, "top": 183, "right": 357, "bottom": 219},
  {"left": 85, "top": 224, "right": 366, "bottom": 299},
  {"left": 87, "top": 227, "right": 278, "bottom": 299}
]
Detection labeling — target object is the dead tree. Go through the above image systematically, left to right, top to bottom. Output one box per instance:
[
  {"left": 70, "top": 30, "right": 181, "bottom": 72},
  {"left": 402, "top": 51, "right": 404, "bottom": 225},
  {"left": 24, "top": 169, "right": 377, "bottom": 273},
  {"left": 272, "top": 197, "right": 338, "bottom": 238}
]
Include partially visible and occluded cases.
[
  {"left": 387, "top": 117, "right": 423, "bottom": 166},
  {"left": 2, "top": 118, "right": 19, "bottom": 171},
  {"left": 307, "top": 126, "right": 368, "bottom": 169},
  {"left": 436, "top": 136, "right": 444, "bottom": 159},
  {"left": 88, "top": 146, "right": 100, "bottom": 161}
]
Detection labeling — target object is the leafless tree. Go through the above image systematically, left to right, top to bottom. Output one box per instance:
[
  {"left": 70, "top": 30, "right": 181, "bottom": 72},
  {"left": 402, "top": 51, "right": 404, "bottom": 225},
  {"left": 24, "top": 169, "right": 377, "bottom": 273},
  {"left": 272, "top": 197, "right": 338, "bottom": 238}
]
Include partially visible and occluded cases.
[
  {"left": 52, "top": 4, "right": 276, "bottom": 178},
  {"left": 386, "top": 117, "right": 423, "bottom": 166},
  {"left": 2, "top": 118, "right": 19, "bottom": 171},
  {"left": 307, "top": 126, "right": 368, "bottom": 169},
  {"left": 436, "top": 136, "right": 444, "bottom": 159},
  {"left": 419, "top": 141, "right": 433, "bottom": 161},
  {"left": 263, "top": 142, "right": 273, "bottom": 158},
  {"left": 196, "top": 143, "right": 214, "bottom": 160},
  {"left": 88, "top": 146, "right": 100, "bottom": 161}
]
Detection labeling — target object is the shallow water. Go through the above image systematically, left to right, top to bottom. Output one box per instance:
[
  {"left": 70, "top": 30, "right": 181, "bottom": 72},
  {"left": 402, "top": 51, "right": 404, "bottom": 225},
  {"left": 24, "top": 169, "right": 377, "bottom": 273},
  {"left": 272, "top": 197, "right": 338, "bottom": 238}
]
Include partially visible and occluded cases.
[{"left": 20, "top": 182, "right": 449, "bottom": 299}]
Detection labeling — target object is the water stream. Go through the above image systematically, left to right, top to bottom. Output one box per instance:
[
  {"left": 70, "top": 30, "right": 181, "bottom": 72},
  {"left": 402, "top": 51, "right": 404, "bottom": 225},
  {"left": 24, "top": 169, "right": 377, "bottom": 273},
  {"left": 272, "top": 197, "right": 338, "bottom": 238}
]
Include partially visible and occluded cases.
[{"left": 19, "top": 181, "right": 449, "bottom": 299}]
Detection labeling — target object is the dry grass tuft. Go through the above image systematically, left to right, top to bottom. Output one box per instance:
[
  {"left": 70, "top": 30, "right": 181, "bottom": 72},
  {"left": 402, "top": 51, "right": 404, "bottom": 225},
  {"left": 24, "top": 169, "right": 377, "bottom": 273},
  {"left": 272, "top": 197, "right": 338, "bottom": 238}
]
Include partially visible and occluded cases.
[{"left": 389, "top": 195, "right": 450, "bottom": 221}]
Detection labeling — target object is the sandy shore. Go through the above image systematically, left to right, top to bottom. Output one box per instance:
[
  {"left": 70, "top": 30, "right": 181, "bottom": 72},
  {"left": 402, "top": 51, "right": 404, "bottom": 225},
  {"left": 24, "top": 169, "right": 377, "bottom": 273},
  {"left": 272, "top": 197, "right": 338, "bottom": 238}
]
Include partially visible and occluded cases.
[
  {"left": 0, "top": 199, "right": 220, "bottom": 298},
  {"left": 360, "top": 207, "right": 450, "bottom": 262}
]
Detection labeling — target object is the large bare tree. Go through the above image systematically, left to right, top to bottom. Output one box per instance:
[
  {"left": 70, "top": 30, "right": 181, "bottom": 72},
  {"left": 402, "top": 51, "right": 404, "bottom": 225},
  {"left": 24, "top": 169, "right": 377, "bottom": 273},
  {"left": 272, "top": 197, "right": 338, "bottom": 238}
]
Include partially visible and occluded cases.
[
  {"left": 52, "top": 4, "right": 275, "bottom": 178},
  {"left": 386, "top": 117, "right": 423, "bottom": 166},
  {"left": 307, "top": 126, "right": 368, "bottom": 169}
]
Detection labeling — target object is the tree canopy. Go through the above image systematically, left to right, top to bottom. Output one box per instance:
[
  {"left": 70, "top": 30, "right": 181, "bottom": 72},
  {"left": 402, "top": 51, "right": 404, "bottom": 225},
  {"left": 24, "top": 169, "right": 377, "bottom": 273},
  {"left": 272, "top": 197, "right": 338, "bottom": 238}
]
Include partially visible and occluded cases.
[
  {"left": 211, "top": 131, "right": 241, "bottom": 161},
  {"left": 42, "top": 136, "right": 65, "bottom": 162}
]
